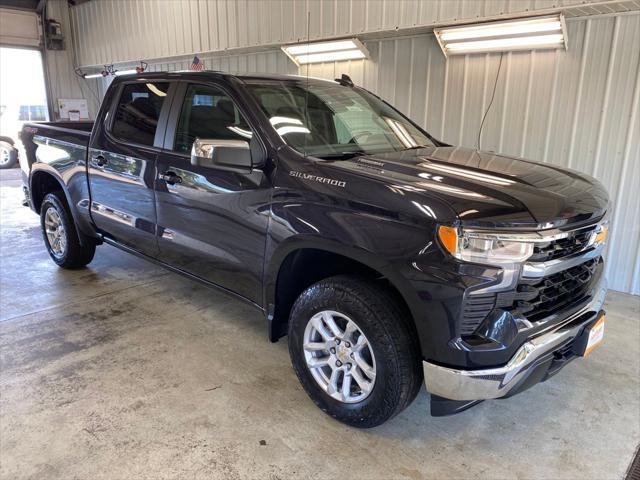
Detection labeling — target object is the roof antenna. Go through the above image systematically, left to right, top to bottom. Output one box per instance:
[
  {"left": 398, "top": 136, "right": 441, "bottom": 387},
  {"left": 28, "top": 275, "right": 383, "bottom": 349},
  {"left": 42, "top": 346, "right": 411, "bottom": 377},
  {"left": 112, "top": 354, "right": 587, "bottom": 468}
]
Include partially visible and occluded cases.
[
  {"left": 476, "top": 52, "right": 504, "bottom": 151},
  {"left": 335, "top": 74, "right": 354, "bottom": 87}
]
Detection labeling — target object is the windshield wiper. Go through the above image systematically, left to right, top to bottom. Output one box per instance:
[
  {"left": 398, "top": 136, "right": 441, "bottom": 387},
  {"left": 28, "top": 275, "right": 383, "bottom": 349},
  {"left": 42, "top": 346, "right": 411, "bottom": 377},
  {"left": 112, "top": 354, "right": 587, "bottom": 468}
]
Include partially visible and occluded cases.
[
  {"left": 402, "top": 145, "right": 430, "bottom": 151},
  {"left": 316, "top": 151, "right": 367, "bottom": 160}
]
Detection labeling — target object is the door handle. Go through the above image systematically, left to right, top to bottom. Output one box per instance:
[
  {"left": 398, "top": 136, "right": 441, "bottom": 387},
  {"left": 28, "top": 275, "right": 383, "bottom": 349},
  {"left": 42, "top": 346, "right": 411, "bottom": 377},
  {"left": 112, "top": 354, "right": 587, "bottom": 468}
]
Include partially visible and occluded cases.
[
  {"left": 93, "top": 155, "right": 107, "bottom": 167},
  {"left": 159, "top": 171, "right": 182, "bottom": 185}
]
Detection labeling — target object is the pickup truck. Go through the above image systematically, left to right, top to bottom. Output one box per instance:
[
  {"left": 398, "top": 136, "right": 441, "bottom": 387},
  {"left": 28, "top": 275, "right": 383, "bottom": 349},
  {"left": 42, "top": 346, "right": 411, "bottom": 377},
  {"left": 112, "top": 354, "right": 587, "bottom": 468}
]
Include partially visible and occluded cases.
[{"left": 20, "top": 71, "right": 609, "bottom": 427}]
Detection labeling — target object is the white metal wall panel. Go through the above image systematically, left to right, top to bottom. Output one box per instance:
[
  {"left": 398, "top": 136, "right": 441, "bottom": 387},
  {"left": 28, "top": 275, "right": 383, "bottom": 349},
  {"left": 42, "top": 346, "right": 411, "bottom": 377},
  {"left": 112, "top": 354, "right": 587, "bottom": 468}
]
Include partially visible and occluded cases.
[{"left": 69, "top": 0, "right": 638, "bottom": 68}]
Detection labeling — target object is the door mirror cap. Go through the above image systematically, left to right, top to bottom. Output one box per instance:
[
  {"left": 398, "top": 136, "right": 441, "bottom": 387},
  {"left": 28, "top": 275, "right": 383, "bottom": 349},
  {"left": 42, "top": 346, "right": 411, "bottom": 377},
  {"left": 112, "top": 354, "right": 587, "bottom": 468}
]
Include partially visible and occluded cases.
[{"left": 190, "top": 138, "right": 252, "bottom": 172}]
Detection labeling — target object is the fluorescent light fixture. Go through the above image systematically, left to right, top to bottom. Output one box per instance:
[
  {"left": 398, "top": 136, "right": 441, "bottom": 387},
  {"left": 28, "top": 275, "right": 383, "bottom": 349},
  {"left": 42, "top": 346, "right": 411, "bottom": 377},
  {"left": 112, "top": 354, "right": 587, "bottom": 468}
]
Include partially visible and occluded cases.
[
  {"left": 434, "top": 14, "right": 567, "bottom": 56},
  {"left": 282, "top": 38, "right": 369, "bottom": 66},
  {"left": 114, "top": 69, "right": 139, "bottom": 76},
  {"left": 84, "top": 72, "right": 105, "bottom": 79}
]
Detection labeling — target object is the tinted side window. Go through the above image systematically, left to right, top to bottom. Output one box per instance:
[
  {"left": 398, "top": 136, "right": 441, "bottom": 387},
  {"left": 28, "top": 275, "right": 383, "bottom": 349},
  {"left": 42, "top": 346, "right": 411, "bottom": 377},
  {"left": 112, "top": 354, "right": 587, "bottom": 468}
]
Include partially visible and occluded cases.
[
  {"left": 111, "top": 82, "right": 170, "bottom": 146},
  {"left": 174, "top": 84, "right": 252, "bottom": 154}
]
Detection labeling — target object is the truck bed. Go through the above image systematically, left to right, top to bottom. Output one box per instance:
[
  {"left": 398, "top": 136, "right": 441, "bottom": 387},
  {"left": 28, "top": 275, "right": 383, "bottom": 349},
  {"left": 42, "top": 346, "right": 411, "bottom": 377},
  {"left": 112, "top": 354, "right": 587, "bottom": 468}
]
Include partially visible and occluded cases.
[{"left": 20, "top": 121, "right": 94, "bottom": 171}]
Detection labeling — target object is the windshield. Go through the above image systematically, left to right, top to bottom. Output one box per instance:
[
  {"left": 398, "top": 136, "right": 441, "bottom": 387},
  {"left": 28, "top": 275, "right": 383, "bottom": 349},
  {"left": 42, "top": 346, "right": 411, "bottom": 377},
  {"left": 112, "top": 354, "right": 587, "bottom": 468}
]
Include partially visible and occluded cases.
[{"left": 245, "top": 81, "right": 434, "bottom": 158}]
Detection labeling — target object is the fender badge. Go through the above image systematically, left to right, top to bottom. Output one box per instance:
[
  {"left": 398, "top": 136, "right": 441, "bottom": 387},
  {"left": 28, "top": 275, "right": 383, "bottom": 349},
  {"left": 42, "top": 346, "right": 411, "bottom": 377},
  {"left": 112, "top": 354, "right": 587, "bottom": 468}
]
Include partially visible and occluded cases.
[{"left": 290, "top": 171, "right": 346, "bottom": 188}]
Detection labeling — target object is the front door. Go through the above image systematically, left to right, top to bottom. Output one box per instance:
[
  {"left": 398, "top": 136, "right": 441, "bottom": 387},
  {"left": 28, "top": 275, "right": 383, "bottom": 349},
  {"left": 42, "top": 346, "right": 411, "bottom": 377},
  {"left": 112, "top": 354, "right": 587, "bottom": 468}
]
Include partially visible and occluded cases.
[
  {"left": 88, "top": 80, "right": 173, "bottom": 256},
  {"left": 154, "top": 82, "right": 270, "bottom": 304}
]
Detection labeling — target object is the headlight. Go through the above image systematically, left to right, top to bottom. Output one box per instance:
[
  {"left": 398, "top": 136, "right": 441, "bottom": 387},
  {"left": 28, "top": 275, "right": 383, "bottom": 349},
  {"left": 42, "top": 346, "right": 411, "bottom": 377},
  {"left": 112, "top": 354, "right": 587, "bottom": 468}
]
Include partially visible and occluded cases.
[
  {"left": 591, "top": 223, "right": 609, "bottom": 246},
  {"left": 438, "top": 226, "right": 534, "bottom": 264}
]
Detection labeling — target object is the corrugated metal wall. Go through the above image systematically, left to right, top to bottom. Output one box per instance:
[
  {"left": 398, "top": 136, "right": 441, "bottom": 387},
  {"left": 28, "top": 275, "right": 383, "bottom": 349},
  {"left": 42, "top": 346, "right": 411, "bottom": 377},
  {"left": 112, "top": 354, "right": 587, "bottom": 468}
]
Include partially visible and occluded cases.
[
  {"left": 69, "top": 0, "right": 636, "bottom": 68},
  {"left": 70, "top": 4, "right": 639, "bottom": 294}
]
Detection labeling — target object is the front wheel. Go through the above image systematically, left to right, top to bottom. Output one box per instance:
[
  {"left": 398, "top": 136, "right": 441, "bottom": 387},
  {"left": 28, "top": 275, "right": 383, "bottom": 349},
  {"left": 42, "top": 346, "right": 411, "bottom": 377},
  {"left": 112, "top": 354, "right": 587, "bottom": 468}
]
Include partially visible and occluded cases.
[
  {"left": 40, "top": 192, "right": 96, "bottom": 268},
  {"left": 288, "top": 275, "right": 422, "bottom": 428}
]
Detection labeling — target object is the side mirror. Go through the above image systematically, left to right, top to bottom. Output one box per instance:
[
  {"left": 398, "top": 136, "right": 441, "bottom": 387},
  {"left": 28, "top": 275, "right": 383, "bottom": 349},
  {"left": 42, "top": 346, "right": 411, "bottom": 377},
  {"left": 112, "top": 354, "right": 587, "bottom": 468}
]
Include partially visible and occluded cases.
[{"left": 190, "top": 138, "right": 252, "bottom": 172}]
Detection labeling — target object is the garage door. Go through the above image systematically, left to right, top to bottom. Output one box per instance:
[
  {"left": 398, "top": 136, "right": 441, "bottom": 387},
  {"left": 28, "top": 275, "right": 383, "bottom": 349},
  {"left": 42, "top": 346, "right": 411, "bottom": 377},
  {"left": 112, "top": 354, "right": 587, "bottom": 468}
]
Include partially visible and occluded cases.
[{"left": 0, "top": 8, "right": 40, "bottom": 47}]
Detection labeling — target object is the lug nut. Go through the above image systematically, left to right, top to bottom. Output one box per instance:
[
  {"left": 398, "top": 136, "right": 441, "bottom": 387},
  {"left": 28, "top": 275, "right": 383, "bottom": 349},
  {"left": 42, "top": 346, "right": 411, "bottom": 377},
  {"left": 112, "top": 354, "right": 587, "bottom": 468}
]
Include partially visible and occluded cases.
[
  {"left": 336, "top": 339, "right": 341, "bottom": 344},
  {"left": 345, "top": 342, "right": 351, "bottom": 348},
  {"left": 330, "top": 347, "right": 336, "bottom": 354},
  {"left": 350, "top": 352, "right": 354, "bottom": 358},
  {"left": 336, "top": 360, "right": 342, "bottom": 367},
  {"left": 346, "top": 363, "right": 352, "bottom": 369}
]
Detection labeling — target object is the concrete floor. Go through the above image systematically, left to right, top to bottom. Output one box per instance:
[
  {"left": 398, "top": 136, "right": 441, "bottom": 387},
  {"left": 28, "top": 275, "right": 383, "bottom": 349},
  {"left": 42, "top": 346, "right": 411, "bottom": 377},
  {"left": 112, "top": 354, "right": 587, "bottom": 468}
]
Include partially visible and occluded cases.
[{"left": 1, "top": 167, "right": 639, "bottom": 480}]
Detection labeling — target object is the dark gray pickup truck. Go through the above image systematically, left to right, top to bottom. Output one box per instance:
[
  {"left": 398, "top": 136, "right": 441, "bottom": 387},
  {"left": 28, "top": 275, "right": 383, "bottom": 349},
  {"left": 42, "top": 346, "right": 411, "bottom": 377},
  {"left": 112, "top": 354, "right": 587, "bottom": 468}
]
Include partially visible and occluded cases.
[{"left": 20, "top": 71, "right": 609, "bottom": 427}]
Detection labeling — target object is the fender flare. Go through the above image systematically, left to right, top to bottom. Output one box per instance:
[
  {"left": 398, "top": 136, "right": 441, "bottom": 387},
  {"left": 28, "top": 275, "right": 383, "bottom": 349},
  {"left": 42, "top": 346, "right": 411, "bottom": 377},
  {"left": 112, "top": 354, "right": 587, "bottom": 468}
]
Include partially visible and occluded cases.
[
  {"left": 30, "top": 166, "right": 89, "bottom": 246},
  {"left": 263, "top": 235, "right": 423, "bottom": 339}
]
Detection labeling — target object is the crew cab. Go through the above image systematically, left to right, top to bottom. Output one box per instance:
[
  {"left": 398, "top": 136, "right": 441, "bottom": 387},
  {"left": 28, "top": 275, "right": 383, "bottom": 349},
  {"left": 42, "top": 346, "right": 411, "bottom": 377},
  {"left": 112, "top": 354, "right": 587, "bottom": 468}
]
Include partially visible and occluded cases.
[{"left": 20, "top": 71, "right": 609, "bottom": 427}]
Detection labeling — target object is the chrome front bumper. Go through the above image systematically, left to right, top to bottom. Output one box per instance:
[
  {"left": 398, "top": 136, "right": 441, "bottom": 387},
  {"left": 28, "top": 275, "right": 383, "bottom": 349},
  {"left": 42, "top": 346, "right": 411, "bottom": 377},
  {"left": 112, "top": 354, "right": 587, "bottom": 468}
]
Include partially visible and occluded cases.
[{"left": 423, "top": 278, "right": 608, "bottom": 402}]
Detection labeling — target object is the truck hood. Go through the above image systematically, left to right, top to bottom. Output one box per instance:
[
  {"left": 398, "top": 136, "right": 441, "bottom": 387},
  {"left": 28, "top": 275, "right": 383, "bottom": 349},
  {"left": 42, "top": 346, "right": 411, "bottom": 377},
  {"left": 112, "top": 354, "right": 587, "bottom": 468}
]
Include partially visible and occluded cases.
[{"left": 327, "top": 146, "right": 609, "bottom": 229}]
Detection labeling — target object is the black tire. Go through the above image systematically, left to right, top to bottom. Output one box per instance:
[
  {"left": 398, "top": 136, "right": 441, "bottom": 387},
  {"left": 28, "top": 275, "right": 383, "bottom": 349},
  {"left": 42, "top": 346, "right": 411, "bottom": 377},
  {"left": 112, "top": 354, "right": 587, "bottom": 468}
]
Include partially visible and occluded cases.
[
  {"left": 0, "top": 141, "right": 18, "bottom": 169},
  {"left": 40, "top": 192, "right": 96, "bottom": 268},
  {"left": 288, "top": 275, "right": 422, "bottom": 428}
]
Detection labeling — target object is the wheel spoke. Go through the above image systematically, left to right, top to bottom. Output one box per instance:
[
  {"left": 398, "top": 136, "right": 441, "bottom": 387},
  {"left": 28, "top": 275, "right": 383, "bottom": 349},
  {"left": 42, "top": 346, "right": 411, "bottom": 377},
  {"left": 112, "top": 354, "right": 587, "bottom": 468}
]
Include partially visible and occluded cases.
[
  {"left": 322, "top": 312, "right": 343, "bottom": 338},
  {"left": 310, "top": 315, "right": 333, "bottom": 341},
  {"left": 343, "top": 321, "right": 358, "bottom": 341},
  {"left": 354, "top": 334, "right": 368, "bottom": 352},
  {"left": 303, "top": 341, "right": 328, "bottom": 352},
  {"left": 353, "top": 352, "right": 376, "bottom": 380},
  {"left": 307, "top": 356, "right": 330, "bottom": 369},
  {"left": 351, "top": 367, "right": 373, "bottom": 394},
  {"left": 327, "top": 368, "right": 340, "bottom": 395},
  {"left": 341, "top": 371, "right": 352, "bottom": 401}
]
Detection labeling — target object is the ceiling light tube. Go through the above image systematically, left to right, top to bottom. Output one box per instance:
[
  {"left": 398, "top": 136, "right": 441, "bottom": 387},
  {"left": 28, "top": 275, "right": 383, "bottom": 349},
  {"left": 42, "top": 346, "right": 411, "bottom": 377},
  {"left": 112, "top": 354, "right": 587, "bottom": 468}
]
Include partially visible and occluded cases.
[
  {"left": 435, "top": 14, "right": 567, "bottom": 56},
  {"left": 282, "top": 38, "right": 369, "bottom": 66},
  {"left": 114, "top": 69, "right": 139, "bottom": 76},
  {"left": 83, "top": 72, "right": 105, "bottom": 79}
]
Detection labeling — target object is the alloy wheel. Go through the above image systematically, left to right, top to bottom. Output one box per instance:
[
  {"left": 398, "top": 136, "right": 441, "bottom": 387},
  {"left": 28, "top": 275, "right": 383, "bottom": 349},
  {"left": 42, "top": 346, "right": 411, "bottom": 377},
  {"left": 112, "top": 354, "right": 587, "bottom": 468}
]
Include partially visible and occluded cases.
[
  {"left": 44, "top": 207, "right": 67, "bottom": 258},
  {"left": 302, "top": 310, "right": 376, "bottom": 403}
]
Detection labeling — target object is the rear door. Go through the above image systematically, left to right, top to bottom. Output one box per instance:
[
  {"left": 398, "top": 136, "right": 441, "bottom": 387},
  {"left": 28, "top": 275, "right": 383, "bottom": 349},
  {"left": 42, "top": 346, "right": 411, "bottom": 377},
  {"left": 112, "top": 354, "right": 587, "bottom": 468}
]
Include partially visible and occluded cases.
[
  {"left": 88, "top": 80, "right": 174, "bottom": 256},
  {"left": 154, "top": 81, "right": 271, "bottom": 303}
]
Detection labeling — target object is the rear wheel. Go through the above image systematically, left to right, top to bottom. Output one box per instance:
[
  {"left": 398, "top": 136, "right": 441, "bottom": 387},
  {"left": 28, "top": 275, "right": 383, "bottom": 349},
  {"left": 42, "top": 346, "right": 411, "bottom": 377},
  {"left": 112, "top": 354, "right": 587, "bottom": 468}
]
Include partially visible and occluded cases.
[
  {"left": 0, "top": 141, "right": 17, "bottom": 169},
  {"left": 40, "top": 192, "right": 96, "bottom": 268},
  {"left": 288, "top": 275, "right": 422, "bottom": 428}
]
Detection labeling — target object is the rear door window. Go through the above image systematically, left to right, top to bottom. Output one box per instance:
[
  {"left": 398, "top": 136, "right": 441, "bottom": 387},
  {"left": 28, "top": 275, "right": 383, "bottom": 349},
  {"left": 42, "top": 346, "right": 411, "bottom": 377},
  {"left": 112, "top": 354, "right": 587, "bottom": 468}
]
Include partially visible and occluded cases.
[{"left": 111, "top": 82, "right": 170, "bottom": 146}]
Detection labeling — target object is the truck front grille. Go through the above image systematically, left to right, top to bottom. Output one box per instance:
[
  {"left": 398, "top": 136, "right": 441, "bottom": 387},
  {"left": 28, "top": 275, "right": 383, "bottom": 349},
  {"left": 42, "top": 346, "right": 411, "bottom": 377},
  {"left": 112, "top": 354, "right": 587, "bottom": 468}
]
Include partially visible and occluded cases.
[
  {"left": 529, "top": 226, "right": 596, "bottom": 262},
  {"left": 460, "top": 257, "right": 602, "bottom": 336},
  {"left": 508, "top": 258, "right": 601, "bottom": 322},
  {"left": 460, "top": 294, "right": 496, "bottom": 335}
]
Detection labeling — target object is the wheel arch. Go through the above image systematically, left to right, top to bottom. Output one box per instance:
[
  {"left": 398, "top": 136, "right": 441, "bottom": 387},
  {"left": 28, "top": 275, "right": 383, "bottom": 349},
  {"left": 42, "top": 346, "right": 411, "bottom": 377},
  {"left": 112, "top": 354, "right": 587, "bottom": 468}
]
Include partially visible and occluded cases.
[
  {"left": 30, "top": 168, "right": 90, "bottom": 247},
  {"left": 264, "top": 238, "right": 422, "bottom": 351}
]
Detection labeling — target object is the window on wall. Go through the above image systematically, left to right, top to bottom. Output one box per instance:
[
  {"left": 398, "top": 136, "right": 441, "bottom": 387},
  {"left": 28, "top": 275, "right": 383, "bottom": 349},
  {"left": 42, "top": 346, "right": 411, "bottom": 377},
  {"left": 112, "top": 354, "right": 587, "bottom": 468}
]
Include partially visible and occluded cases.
[
  {"left": 111, "top": 82, "right": 170, "bottom": 146},
  {"left": 173, "top": 84, "right": 252, "bottom": 154}
]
